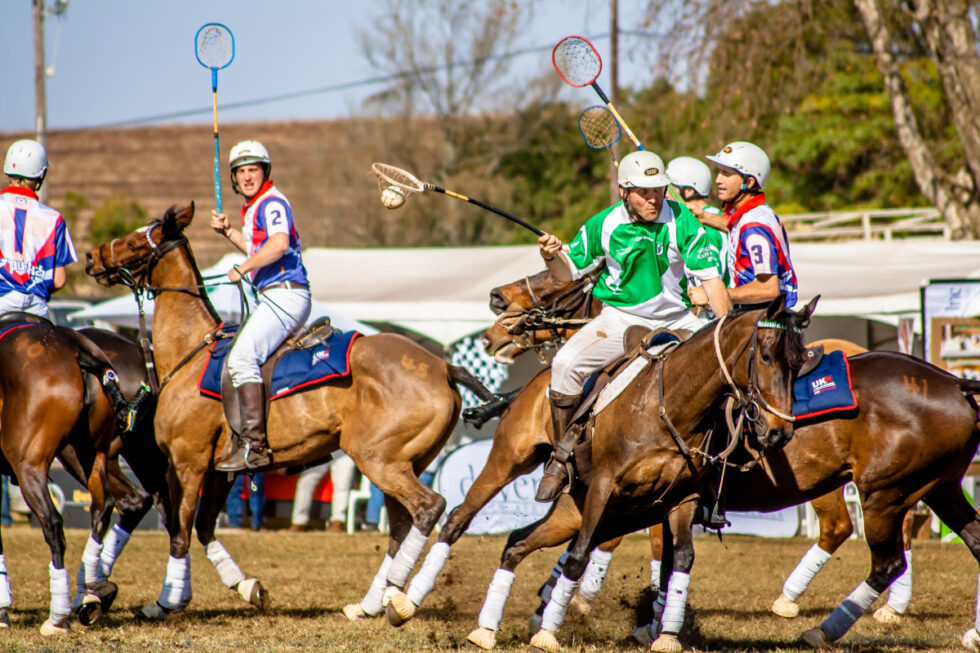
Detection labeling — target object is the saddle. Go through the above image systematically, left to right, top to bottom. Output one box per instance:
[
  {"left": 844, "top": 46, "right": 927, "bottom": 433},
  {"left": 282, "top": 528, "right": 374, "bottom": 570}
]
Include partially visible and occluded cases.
[{"left": 219, "top": 317, "right": 335, "bottom": 437}]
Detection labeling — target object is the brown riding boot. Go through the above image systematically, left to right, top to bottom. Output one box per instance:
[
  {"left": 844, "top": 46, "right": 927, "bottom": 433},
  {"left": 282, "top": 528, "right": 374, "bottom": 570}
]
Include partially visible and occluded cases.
[
  {"left": 215, "top": 383, "right": 273, "bottom": 472},
  {"left": 535, "top": 391, "right": 582, "bottom": 503}
]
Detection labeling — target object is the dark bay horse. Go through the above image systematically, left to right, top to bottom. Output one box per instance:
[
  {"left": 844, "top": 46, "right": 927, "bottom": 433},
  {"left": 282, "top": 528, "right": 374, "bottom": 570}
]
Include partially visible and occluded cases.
[
  {"left": 84, "top": 203, "right": 493, "bottom": 620},
  {"left": 0, "top": 319, "right": 118, "bottom": 634}
]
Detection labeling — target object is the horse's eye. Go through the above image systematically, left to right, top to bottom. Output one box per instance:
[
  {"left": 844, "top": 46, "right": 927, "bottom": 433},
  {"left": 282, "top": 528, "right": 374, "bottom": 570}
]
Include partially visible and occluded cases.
[{"left": 761, "top": 353, "right": 773, "bottom": 364}]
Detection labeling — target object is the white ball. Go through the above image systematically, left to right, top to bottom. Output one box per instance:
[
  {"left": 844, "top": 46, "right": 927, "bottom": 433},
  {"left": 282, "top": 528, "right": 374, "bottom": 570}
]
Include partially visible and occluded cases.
[{"left": 381, "top": 185, "right": 406, "bottom": 209}]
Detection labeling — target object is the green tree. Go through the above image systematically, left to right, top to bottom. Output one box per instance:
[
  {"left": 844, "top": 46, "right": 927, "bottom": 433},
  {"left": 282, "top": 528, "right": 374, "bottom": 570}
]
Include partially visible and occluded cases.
[{"left": 89, "top": 195, "right": 147, "bottom": 245}]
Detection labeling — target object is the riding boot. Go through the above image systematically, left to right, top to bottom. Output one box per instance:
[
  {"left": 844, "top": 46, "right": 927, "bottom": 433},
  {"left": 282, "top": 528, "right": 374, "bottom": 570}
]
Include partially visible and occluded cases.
[
  {"left": 215, "top": 383, "right": 273, "bottom": 472},
  {"left": 535, "top": 391, "right": 582, "bottom": 503}
]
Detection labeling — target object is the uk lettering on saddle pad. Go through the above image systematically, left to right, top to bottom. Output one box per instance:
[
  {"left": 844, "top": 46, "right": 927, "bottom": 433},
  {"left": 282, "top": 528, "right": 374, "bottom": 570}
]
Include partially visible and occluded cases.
[
  {"left": 198, "top": 324, "right": 360, "bottom": 400},
  {"left": 792, "top": 350, "right": 857, "bottom": 420}
]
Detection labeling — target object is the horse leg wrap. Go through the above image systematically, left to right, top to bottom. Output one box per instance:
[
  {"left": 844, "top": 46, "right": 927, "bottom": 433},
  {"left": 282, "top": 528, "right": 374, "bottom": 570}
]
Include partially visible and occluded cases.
[
  {"left": 99, "top": 523, "right": 131, "bottom": 580},
  {"left": 387, "top": 526, "right": 428, "bottom": 589},
  {"left": 73, "top": 535, "right": 104, "bottom": 609},
  {"left": 206, "top": 541, "right": 246, "bottom": 589},
  {"left": 406, "top": 541, "right": 450, "bottom": 607},
  {"left": 782, "top": 544, "right": 832, "bottom": 601},
  {"left": 579, "top": 549, "right": 613, "bottom": 601},
  {"left": 886, "top": 550, "right": 912, "bottom": 614},
  {"left": 539, "top": 551, "right": 570, "bottom": 603},
  {"left": 360, "top": 554, "right": 394, "bottom": 616},
  {"left": 0, "top": 555, "right": 12, "bottom": 608},
  {"left": 158, "top": 555, "right": 192, "bottom": 611},
  {"left": 650, "top": 558, "right": 662, "bottom": 593},
  {"left": 48, "top": 563, "right": 71, "bottom": 626},
  {"left": 477, "top": 568, "right": 515, "bottom": 631},
  {"left": 661, "top": 571, "right": 691, "bottom": 635},
  {"left": 540, "top": 574, "right": 578, "bottom": 633},
  {"left": 974, "top": 574, "right": 980, "bottom": 633},
  {"left": 820, "top": 580, "right": 880, "bottom": 641}
]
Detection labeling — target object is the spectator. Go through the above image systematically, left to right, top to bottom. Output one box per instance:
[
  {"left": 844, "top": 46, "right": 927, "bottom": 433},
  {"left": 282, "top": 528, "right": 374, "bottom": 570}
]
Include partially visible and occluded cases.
[
  {"left": 289, "top": 453, "right": 357, "bottom": 533},
  {"left": 225, "top": 473, "right": 265, "bottom": 530},
  {"left": 1, "top": 476, "right": 11, "bottom": 527}
]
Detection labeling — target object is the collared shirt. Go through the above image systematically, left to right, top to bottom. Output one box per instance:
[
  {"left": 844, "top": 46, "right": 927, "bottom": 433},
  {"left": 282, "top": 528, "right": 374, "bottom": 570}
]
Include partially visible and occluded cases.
[
  {"left": 240, "top": 180, "right": 309, "bottom": 290},
  {"left": 0, "top": 186, "right": 76, "bottom": 301},
  {"left": 723, "top": 193, "right": 798, "bottom": 308},
  {"left": 561, "top": 200, "right": 723, "bottom": 320}
]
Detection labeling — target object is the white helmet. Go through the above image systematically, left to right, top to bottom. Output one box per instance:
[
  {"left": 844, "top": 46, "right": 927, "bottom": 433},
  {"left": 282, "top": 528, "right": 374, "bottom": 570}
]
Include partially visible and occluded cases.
[
  {"left": 4, "top": 139, "right": 49, "bottom": 179},
  {"left": 229, "top": 140, "right": 271, "bottom": 170},
  {"left": 706, "top": 141, "right": 770, "bottom": 189},
  {"left": 617, "top": 151, "right": 670, "bottom": 189},
  {"left": 666, "top": 156, "right": 712, "bottom": 197}
]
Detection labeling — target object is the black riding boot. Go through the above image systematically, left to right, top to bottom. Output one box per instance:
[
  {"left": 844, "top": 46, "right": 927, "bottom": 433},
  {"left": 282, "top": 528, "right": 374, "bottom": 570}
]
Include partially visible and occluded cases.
[
  {"left": 101, "top": 372, "right": 151, "bottom": 433},
  {"left": 215, "top": 383, "right": 273, "bottom": 472},
  {"left": 535, "top": 390, "right": 582, "bottom": 503}
]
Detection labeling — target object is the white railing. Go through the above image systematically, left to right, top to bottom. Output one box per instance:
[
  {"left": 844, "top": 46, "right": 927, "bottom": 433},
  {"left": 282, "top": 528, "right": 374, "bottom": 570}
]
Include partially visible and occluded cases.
[{"left": 781, "top": 207, "right": 949, "bottom": 241}]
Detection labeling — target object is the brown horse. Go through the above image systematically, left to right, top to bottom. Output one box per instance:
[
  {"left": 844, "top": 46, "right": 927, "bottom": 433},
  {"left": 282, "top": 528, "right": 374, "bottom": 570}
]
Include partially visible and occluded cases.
[
  {"left": 84, "top": 203, "right": 493, "bottom": 620},
  {"left": 0, "top": 318, "right": 118, "bottom": 634}
]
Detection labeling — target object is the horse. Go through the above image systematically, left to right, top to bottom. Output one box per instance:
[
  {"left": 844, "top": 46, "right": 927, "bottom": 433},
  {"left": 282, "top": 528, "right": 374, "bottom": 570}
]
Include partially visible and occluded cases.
[
  {"left": 84, "top": 203, "right": 495, "bottom": 621},
  {"left": 0, "top": 318, "right": 118, "bottom": 634}
]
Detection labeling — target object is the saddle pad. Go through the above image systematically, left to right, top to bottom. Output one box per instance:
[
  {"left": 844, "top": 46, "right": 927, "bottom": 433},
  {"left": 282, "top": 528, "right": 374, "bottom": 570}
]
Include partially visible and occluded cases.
[
  {"left": 0, "top": 323, "right": 32, "bottom": 343},
  {"left": 198, "top": 326, "right": 360, "bottom": 401},
  {"left": 588, "top": 332, "right": 681, "bottom": 415},
  {"left": 792, "top": 350, "right": 857, "bottom": 420}
]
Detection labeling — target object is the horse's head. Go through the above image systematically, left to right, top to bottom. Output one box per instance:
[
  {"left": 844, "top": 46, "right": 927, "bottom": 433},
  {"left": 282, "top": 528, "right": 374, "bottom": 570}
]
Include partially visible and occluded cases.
[
  {"left": 85, "top": 203, "right": 195, "bottom": 287},
  {"left": 483, "top": 267, "right": 602, "bottom": 363},
  {"left": 716, "top": 294, "right": 818, "bottom": 451}
]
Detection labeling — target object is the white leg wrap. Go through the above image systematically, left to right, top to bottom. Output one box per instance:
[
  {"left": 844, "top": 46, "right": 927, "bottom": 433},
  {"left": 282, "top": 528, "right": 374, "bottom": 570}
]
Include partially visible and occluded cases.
[
  {"left": 99, "top": 524, "right": 131, "bottom": 580},
  {"left": 387, "top": 526, "right": 428, "bottom": 589},
  {"left": 82, "top": 535, "right": 103, "bottom": 587},
  {"left": 206, "top": 540, "right": 246, "bottom": 589},
  {"left": 406, "top": 541, "right": 450, "bottom": 607},
  {"left": 782, "top": 544, "right": 833, "bottom": 601},
  {"left": 579, "top": 549, "right": 613, "bottom": 601},
  {"left": 886, "top": 550, "right": 912, "bottom": 614},
  {"left": 539, "top": 551, "right": 570, "bottom": 603},
  {"left": 360, "top": 554, "right": 394, "bottom": 616},
  {"left": 0, "top": 555, "right": 11, "bottom": 608},
  {"left": 157, "top": 555, "right": 192, "bottom": 610},
  {"left": 650, "top": 558, "right": 662, "bottom": 593},
  {"left": 48, "top": 563, "right": 71, "bottom": 625},
  {"left": 477, "top": 568, "right": 516, "bottom": 631},
  {"left": 660, "top": 571, "right": 691, "bottom": 634},
  {"left": 540, "top": 574, "right": 577, "bottom": 633},
  {"left": 974, "top": 574, "right": 980, "bottom": 633},
  {"left": 820, "top": 580, "right": 880, "bottom": 641},
  {"left": 647, "top": 592, "right": 666, "bottom": 636}
]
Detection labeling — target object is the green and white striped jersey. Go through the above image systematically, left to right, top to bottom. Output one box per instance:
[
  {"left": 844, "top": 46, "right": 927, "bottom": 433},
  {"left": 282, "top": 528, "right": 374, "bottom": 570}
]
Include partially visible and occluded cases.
[{"left": 561, "top": 200, "right": 723, "bottom": 320}]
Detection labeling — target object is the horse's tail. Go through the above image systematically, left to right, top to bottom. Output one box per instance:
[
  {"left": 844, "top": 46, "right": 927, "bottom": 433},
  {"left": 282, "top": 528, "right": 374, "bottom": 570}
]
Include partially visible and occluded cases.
[
  {"left": 447, "top": 365, "right": 521, "bottom": 428},
  {"left": 448, "top": 365, "right": 495, "bottom": 402},
  {"left": 958, "top": 377, "right": 980, "bottom": 397}
]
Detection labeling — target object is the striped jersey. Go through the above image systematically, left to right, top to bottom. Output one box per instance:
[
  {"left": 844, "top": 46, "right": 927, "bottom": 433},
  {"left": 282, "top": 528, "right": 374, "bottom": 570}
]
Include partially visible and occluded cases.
[
  {"left": 240, "top": 180, "right": 309, "bottom": 290},
  {"left": 0, "top": 186, "right": 77, "bottom": 301},
  {"left": 724, "top": 194, "right": 797, "bottom": 307},
  {"left": 561, "top": 200, "right": 723, "bottom": 320}
]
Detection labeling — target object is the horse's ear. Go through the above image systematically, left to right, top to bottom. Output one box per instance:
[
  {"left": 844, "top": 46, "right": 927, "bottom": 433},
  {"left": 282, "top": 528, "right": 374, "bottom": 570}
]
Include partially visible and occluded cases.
[
  {"left": 175, "top": 202, "right": 194, "bottom": 230},
  {"left": 763, "top": 294, "right": 787, "bottom": 321},
  {"left": 800, "top": 295, "right": 820, "bottom": 320}
]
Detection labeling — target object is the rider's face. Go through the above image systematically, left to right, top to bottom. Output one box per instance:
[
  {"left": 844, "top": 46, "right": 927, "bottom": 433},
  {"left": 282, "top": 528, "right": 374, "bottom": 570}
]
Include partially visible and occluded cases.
[
  {"left": 234, "top": 164, "right": 266, "bottom": 199},
  {"left": 715, "top": 166, "right": 747, "bottom": 203},
  {"left": 621, "top": 186, "right": 666, "bottom": 222}
]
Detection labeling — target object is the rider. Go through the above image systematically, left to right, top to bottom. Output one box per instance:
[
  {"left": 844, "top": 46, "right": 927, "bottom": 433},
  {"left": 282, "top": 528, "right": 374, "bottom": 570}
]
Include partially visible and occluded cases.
[
  {"left": 1, "top": 139, "right": 146, "bottom": 429},
  {"left": 210, "top": 139, "right": 312, "bottom": 472},
  {"left": 687, "top": 141, "right": 797, "bottom": 310},
  {"left": 534, "top": 150, "right": 732, "bottom": 503}
]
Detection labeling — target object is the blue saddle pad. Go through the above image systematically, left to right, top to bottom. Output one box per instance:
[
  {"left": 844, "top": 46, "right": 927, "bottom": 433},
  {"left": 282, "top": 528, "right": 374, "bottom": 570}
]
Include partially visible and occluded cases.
[
  {"left": 0, "top": 323, "right": 33, "bottom": 343},
  {"left": 198, "top": 324, "right": 361, "bottom": 401},
  {"left": 792, "top": 350, "right": 857, "bottom": 420}
]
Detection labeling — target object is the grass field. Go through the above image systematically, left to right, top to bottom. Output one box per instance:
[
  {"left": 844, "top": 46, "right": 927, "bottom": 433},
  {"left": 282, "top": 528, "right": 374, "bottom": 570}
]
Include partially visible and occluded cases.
[{"left": 0, "top": 524, "right": 974, "bottom": 652}]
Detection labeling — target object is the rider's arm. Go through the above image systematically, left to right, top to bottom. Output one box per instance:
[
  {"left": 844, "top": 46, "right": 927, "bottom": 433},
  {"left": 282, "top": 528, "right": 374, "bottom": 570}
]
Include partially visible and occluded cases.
[
  {"left": 236, "top": 232, "right": 289, "bottom": 277},
  {"left": 539, "top": 233, "right": 572, "bottom": 283},
  {"left": 52, "top": 266, "right": 67, "bottom": 291},
  {"left": 729, "top": 274, "right": 779, "bottom": 305},
  {"left": 700, "top": 277, "right": 732, "bottom": 317}
]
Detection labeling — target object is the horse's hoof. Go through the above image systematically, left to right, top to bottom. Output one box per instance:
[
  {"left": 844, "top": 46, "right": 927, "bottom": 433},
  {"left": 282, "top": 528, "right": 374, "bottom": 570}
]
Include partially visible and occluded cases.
[
  {"left": 237, "top": 578, "right": 268, "bottom": 610},
  {"left": 93, "top": 580, "right": 118, "bottom": 615},
  {"left": 381, "top": 585, "right": 398, "bottom": 607},
  {"left": 385, "top": 591, "right": 417, "bottom": 627},
  {"left": 569, "top": 591, "right": 592, "bottom": 616},
  {"left": 772, "top": 592, "right": 800, "bottom": 618},
  {"left": 75, "top": 593, "right": 103, "bottom": 627},
  {"left": 140, "top": 601, "right": 172, "bottom": 621},
  {"left": 342, "top": 603, "right": 370, "bottom": 622},
  {"left": 872, "top": 604, "right": 902, "bottom": 625},
  {"left": 0, "top": 607, "right": 9, "bottom": 628},
  {"left": 528, "top": 611, "right": 542, "bottom": 636},
  {"left": 39, "top": 617, "right": 70, "bottom": 636},
  {"left": 631, "top": 624, "right": 653, "bottom": 647},
  {"left": 466, "top": 626, "right": 497, "bottom": 650},
  {"left": 801, "top": 627, "right": 831, "bottom": 649},
  {"left": 528, "top": 628, "right": 560, "bottom": 653},
  {"left": 963, "top": 628, "right": 980, "bottom": 652},
  {"left": 652, "top": 633, "right": 683, "bottom": 653}
]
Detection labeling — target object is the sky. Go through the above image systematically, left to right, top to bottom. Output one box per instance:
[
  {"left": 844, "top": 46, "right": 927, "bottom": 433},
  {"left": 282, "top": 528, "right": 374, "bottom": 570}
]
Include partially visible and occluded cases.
[{"left": 0, "top": 0, "right": 658, "bottom": 134}]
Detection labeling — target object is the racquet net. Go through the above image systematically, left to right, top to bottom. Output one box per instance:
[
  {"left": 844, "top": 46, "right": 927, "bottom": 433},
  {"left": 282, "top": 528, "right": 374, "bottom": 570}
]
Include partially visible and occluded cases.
[
  {"left": 196, "top": 24, "right": 234, "bottom": 69},
  {"left": 553, "top": 36, "right": 602, "bottom": 87},
  {"left": 579, "top": 105, "right": 620, "bottom": 150},
  {"left": 372, "top": 163, "right": 427, "bottom": 193}
]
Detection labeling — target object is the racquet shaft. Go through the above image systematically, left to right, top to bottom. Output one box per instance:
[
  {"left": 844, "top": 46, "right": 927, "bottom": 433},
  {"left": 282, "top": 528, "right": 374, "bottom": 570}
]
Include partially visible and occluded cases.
[{"left": 432, "top": 186, "right": 544, "bottom": 236}]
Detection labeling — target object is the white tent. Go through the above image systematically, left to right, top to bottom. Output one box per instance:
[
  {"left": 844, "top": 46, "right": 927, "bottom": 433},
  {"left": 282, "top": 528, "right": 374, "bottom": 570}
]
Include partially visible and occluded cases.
[{"left": 69, "top": 253, "right": 378, "bottom": 335}]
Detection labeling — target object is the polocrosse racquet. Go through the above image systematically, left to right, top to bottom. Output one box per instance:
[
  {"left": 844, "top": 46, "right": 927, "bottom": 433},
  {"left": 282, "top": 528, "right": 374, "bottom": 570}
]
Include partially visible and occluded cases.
[
  {"left": 195, "top": 23, "right": 235, "bottom": 219},
  {"left": 553, "top": 35, "right": 643, "bottom": 152},
  {"left": 578, "top": 105, "right": 621, "bottom": 168},
  {"left": 371, "top": 163, "right": 544, "bottom": 236}
]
